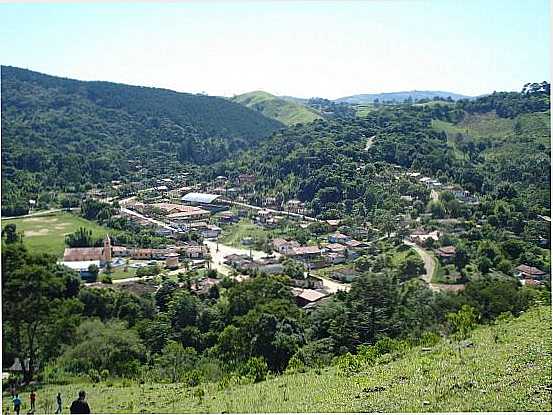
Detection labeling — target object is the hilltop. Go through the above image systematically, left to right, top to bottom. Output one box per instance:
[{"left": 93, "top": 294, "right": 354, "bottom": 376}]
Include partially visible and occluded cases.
[
  {"left": 230, "top": 90, "right": 323, "bottom": 125},
  {"left": 336, "top": 90, "right": 472, "bottom": 104},
  {"left": 20, "top": 306, "right": 551, "bottom": 413}
]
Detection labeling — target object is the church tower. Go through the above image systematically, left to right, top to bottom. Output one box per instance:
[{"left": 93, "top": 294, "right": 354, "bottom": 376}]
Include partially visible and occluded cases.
[{"left": 103, "top": 234, "right": 112, "bottom": 263}]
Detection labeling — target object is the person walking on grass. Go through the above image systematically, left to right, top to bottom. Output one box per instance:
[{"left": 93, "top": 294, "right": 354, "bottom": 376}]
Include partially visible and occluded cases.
[
  {"left": 29, "top": 390, "right": 36, "bottom": 412},
  {"left": 69, "top": 391, "right": 90, "bottom": 414},
  {"left": 55, "top": 392, "right": 62, "bottom": 414},
  {"left": 12, "top": 394, "right": 21, "bottom": 415}
]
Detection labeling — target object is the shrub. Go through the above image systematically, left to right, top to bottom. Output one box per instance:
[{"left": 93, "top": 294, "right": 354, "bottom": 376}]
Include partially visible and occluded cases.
[{"left": 240, "top": 356, "right": 268, "bottom": 383}]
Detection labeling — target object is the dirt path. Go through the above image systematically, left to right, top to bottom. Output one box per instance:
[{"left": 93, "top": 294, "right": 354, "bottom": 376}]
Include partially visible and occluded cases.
[{"left": 403, "top": 239, "right": 440, "bottom": 292}]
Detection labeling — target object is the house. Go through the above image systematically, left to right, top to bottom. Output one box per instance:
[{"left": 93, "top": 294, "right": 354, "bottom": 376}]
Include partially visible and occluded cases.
[
  {"left": 237, "top": 174, "right": 256, "bottom": 185},
  {"left": 264, "top": 197, "right": 279, "bottom": 208},
  {"left": 285, "top": 199, "right": 303, "bottom": 213},
  {"left": 166, "top": 207, "right": 211, "bottom": 223},
  {"left": 256, "top": 209, "right": 273, "bottom": 224},
  {"left": 217, "top": 211, "right": 239, "bottom": 224},
  {"left": 326, "top": 219, "right": 341, "bottom": 231},
  {"left": 203, "top": 224, "right": 222, "bottom": 239},
  {"left": 409, "top": 229, "right": 440, "bottom": 245},
  {"left": 328, "top": 232, "right": 350, "bottom": 244},
  {"left": 272, "top": 238, "right": 301, "bottom": 255},
  {"left": 344, "top": 239, "right": 369, "bottom": 250},
  {"left": 325, "top": 243, "right": 347, "bottom": 253},
  {"left": 180, "top": 244, "right": 208, "bottom": 259},
  {"left": 436, "top": 246, "right": 457, "bottom": 262},
  {"left": 323, "top": 251, "right": 346, "bottom": 264},
  {"left": 165, "top": 253, "right": 179, "bottom": 270},
  {"left": 257, "top": 263, "right": 285, "bottom": 275},
  {"left": 515, "top": 264, "right": 547, "bottom": 280},
  {"left": 331, "top": 268, "right": 361, "bottom": 283},
  {"left": 292, "top": 288, "right": 329, "bottom": 307},
  {"left": 7, "top": 358, "right": 39, "bottom": 374}
]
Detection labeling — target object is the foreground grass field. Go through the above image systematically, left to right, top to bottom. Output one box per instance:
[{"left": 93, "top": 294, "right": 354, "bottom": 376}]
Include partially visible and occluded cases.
[
  {"left": 2, "top": 211, "right": 110, "bottom": 257},
  {"left": 16, "top": 306, "right": 551, "bottom": 413}
]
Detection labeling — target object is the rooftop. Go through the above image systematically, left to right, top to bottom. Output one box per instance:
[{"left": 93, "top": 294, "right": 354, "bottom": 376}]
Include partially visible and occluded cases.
[{"left": 181, "top": 192, "right": 222, "bottom": 204}]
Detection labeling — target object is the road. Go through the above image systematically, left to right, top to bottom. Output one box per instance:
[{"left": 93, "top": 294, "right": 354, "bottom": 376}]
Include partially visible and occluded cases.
[
  {"left": 364, "top": 135, "right": 375, "bottom": 151},
  {"left": 220, "top": 199, "right": 320, "bottom": 222},
  {"left": 120, "top": 207, "right": 176, "bottom": 232},
  {"left": 2, "top": 208, "right": 79, "bottom": 220},
  {"left": 204, "top": 239, "right": 277, "bottom": 276},
  {"left": 403, "top": 239, "right": 440, "bottom": 292}
]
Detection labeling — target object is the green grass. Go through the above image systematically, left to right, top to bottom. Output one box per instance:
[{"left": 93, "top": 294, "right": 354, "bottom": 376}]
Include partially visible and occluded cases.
[
  {"left": 231, "top": 91, "right": 322, "bottom": 126},
  {"left": 355, "top": 104, "right": 376, "bottom": 117},
  {"left": 2, "top": 212, "right": 111, "bottom": 258},
  {"left": 219, "top": 219, "right": 271, "bottom": 248},
  {"left": 389, "top": 246, "right": 417, "bottom": 267},
  {"left": 106, "top": 267, "right": 137, "bottom": 281},
  {"left": 15, "top": 306, "right": 551, "bottom": 413}
]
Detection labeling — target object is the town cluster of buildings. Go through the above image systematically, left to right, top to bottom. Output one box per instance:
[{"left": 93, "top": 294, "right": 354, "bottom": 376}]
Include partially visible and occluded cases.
[
  {"left": 406, "top": 171, "right": 479, "bottom": 204},
  {"left": 269, "top": 231, "right": 371, "bottom": 271}
]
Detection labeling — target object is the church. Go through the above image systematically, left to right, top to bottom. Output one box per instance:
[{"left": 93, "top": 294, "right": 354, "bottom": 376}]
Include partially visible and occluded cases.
[{"left": 63, "top": 235, "right": 112, "bottom": 266}]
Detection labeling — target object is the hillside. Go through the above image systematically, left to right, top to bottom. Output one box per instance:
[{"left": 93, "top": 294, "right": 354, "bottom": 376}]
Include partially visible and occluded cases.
[
  {"left": 1, "top": 66, "right": 284, "bottom": 213},
  {"left": 336, "top": 90, "right": 472, "bottom": 104},
  {"left": 231, "top": 91, "right": 323, "bottom": 125},
  {"left": 22, "top": 306, "right": 551, "bottom": 413}
]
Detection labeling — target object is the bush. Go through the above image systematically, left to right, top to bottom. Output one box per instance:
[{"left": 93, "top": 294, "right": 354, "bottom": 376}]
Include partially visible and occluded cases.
[{"left": 240, "top": 356, "right": 268, "bottom": 383}]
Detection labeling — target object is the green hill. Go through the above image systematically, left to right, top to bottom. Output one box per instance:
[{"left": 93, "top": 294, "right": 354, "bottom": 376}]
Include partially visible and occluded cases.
[
  {"left": 1, "top": 66, "right": 284, "bottom": 214},
  {"left": 231, "top": 91, "right": 323, "bottom": 126},
  {"left": 21, "top": 306, "right": 551, "bottom": 413}
]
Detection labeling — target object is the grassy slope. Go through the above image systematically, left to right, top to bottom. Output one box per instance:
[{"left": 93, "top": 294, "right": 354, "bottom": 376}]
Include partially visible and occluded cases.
[
  {"left": 231, "top": 91, "right": 322, "bottom": 126},
  {"left": 431, "top": 111, "right": 550, "bottom": 148},
  {"left": 2, "top": 212, "right": 110, "bottom": 258},
  {"left": 20, "top": 306, "right": 551, "bottom": 413}
]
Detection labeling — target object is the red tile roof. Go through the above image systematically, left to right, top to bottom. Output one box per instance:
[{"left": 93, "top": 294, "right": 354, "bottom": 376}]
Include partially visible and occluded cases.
[{"left": 516, "top": 264, "right": 546, "bottom": 276}]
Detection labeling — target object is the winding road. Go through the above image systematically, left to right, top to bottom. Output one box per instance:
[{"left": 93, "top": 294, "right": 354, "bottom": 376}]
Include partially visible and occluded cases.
[{"left": 403, "top": 239, "right": 440, "bottom": 292}]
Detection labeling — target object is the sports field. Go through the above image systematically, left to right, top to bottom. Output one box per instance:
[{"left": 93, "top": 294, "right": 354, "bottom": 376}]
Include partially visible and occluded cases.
[{"left": 2, "top": 211, "right": 110, "bottom": 258}]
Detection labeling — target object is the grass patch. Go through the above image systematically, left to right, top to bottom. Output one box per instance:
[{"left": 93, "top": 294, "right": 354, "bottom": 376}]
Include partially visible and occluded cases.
[
  {"left": 2, "top": 212, "right": 110, "bottom": 258},
  {"left": 219, "top": 219, "right": 271, "bottom": 248},
  {"left": 106, "top": 267, "right": 137, "bottom": 281},
  {"left": 14, "top": 306, "right": 551, "bottom": 413}
]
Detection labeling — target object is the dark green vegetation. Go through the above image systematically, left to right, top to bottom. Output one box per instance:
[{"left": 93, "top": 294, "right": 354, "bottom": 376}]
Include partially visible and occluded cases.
[
  {"left": 1, "top": 66, "right": 283, "bottom": 215},
  {"left": 231, "top": 91, "right": 323, "bottom": 126}
]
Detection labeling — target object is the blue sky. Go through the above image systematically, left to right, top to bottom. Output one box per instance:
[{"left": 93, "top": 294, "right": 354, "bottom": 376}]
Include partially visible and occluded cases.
[{"left": 0, "top": 1, "right": 550, "bottom": 98}]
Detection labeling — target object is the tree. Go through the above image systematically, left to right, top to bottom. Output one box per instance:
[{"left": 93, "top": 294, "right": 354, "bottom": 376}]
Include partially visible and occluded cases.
[
  {"left": 2, "top": 224, "right": 21, "bottom": 244},
  {"left": 2, "top": 244, "right": 79, "bottom": 383},
  {"left": 282, "top": 259, "right": 305, "bottom": 279},
  {"left": 88, "top": 264, "right": 99, "bottom": 282},
  {"left": 446, "top": 304, "right": 478, "bottom": 360},
  {"left": 154, "top": 341, "right": 198, "bottom": 382}
]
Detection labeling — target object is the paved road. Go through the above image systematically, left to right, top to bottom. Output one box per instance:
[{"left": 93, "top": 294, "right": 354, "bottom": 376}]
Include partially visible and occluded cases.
[
  {"left": 2, "top": 208, "right": 79, "bottom": 220},
  {"left": 403, "top": 239, "right": 440, "bottom": 292}
]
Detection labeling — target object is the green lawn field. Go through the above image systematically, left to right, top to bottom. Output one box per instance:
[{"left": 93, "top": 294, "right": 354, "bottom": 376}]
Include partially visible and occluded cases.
[
  {"left": 2, "top": 212, "right": 110, "bottom": 258},
  {"left": 9, "top": 306, "right": 550, "bottom": 413}
]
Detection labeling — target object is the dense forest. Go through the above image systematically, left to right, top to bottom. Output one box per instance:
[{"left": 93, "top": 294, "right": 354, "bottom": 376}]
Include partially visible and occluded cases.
[{"left": 1, "top": 66, "right": 284, "bottom": 215}]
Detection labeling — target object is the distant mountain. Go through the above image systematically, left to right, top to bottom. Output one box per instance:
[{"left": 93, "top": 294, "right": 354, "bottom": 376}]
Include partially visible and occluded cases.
[
  {"left": 335, "top": 90, "right": 472, "bottom": 104},
  {"left": 231, "top": 91, "right": 322, "bottom": 125},
  {"left": 279, "top": 95, "right": 310, "bottom": 105}
]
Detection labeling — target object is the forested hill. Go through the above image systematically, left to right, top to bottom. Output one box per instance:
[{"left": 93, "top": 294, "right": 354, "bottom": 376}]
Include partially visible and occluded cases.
[
  {"left": 1, "top": 66, "right": 284, "bottom": 212},
  {"left": 215, "top": 82, "right": 550, "bottom": 219},
  {"left": 230, "top": 90, "right": 323, "bottom": 125}
]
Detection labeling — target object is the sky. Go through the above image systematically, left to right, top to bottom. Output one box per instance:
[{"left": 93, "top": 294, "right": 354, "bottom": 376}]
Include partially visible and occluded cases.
[{"left": 0, "top": 0, "right": 550, "bottom": 99}]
